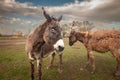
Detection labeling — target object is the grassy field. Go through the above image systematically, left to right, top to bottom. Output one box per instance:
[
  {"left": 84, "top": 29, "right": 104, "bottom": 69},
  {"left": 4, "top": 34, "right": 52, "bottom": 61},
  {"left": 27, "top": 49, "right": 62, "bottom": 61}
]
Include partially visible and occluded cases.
[{"left": 0, "top": 38, "right": 120, "bottom": 80}]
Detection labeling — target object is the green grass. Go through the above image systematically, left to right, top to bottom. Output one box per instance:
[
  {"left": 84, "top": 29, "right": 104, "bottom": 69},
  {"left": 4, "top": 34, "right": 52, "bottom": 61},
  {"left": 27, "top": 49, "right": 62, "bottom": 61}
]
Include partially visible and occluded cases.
[{"left": 0, "top": 38, "right": 120, "bottom": 80}]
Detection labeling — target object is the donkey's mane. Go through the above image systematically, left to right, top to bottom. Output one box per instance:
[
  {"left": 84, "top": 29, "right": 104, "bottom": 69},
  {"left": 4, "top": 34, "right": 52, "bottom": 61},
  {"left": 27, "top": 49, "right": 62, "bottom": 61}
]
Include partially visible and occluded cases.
[{"left": 26, "top": 20, "right": 51, "bottom": 52}]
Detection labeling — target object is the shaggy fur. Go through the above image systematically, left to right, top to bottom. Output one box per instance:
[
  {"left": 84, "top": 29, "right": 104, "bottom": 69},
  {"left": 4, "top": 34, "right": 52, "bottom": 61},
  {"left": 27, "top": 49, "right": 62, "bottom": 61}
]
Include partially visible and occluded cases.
[
  {"left": 25, "top": 7, "right": 64, "bottom": 80},
  {"left": 26, "top": 21, "right": 49, "bottom": 54},
  {"left": 69, "top": 30, "right": 120, "bottom": 76}
]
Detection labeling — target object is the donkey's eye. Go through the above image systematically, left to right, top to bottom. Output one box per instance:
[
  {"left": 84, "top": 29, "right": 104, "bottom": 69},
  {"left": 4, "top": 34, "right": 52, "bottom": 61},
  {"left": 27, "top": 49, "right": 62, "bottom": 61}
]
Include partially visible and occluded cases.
[
  {"left": 52, "top": 26, "right": 57, "bottom": 30},
  {"left": 51, "top": 28, "right": 56, "bottom": 32},
  {"left": 52, "top": 28, "right": 55, "bottom": 31}
]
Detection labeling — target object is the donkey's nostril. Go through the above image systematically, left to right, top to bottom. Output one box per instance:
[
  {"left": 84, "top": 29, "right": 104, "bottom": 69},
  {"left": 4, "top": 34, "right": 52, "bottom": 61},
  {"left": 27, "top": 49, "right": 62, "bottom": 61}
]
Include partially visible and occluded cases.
[{"left": 58, "top": 46, "right": 64, "bottom": 52}]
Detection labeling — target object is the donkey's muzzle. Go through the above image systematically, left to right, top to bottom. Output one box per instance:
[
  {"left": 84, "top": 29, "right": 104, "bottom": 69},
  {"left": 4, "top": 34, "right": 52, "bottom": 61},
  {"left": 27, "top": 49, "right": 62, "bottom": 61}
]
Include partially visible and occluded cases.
[
  {"left": 54, "top": 39, "right": 65, "bottom": 52},
  {"left": 58, "top": 46, "right": 64, "bottom": 52}
]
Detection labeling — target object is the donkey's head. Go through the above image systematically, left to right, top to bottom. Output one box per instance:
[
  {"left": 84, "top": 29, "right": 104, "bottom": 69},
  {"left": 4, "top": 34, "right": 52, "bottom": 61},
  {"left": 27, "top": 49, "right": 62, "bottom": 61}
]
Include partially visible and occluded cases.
[
  {"left": 42, "top": 7, "right": 64, "bottom": 52},
  {"left": 69, "top": 30, "right": 77, "bottom": 46},
  {"left": 69, "top": 30, "right": 89, "bottom": 46}
]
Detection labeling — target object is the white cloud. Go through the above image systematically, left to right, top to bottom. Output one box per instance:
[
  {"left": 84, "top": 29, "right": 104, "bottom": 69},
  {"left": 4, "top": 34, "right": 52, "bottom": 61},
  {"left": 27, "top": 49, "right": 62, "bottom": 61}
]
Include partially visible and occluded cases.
[
  {"left": 0, "top": 0, "right": 120, "bottom": 35},
  {"left": 0, "top": 0, "right": 120, "bottom": 22},
  {"left": 0, "top": 0, "right": 42, "bottom": 17},
  {"left": 4, "top": 0, "right": 15, "bottom": 3},
  {"left": 45, "top": 0, "right": 120, "bottom": 21},
  {"left": 88, "top": 0, "right": 108, "bottom": 10},
  {"left": 11, "top": 17, "right": 21, "bottom": 22},
  {"left": 21, "top": 20, "right": 35, "bottom": 26}
]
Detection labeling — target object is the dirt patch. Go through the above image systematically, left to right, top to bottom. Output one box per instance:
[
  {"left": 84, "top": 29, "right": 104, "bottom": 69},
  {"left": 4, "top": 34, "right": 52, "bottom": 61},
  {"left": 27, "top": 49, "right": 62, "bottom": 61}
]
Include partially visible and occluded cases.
[{"left": 0, "top": 40, "right": 25, "bottom": 46}]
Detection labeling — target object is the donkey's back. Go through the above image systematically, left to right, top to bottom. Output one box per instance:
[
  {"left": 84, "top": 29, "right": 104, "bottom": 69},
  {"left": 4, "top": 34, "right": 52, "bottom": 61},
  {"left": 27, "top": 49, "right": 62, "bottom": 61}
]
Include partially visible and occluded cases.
[
  {"left": 89, "top": 30, "right": 120, "bottom": 52},
  {"left": 90, "top": 30, "right": 120, "bottom": 40}
]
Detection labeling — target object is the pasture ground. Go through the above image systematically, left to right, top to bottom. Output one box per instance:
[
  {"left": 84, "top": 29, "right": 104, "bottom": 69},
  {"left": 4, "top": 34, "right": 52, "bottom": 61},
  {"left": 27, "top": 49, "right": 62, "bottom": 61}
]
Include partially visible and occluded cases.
[{"left": 0, "top": 38, "right": 120, "bottom": 80}]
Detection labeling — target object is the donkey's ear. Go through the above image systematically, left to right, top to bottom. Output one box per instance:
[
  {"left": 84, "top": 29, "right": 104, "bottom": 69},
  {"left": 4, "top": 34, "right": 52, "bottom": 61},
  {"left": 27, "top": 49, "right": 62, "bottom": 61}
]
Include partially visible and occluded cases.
[
  {"left": 42, "top": 7, "right": 51, "bottom": 22},
  {"left": 58, "top": 15, "right": 62, "bottom": 22}
]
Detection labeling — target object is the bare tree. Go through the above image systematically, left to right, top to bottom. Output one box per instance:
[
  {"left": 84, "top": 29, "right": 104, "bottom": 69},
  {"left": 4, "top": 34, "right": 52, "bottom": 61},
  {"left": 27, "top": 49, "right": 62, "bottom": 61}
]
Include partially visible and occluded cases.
[
  {"left": 71, "top": 21, "right": 95, "bottom": 32},
  {"left": 62, "top": 24, "right": 70, "bottom": 37}
]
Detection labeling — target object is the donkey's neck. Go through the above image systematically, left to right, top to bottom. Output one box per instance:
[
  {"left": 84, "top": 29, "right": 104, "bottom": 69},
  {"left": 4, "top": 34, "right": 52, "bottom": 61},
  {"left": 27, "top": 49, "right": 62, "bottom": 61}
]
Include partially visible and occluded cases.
[
  {"left": 27, "top": 21, "right": 50, "bottom": 52},
  {"left": 75, "top": 32, "right": 86, "bottom": 43},
  {"left": 40, "top": 43, "right": 54, "bottom": 58}
]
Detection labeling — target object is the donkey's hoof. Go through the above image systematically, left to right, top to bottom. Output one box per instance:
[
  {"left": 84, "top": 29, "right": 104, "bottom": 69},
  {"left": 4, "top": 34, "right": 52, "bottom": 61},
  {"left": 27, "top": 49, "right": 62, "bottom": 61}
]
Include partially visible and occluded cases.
[
  {"left": 47, "top": 66, "right": 49, "bottom": 69},
  {"left": 80, "top": 67, "right": 84, "bottom": 71},
  {"left": 58, "top": 68, "right": 63, "bottom": 73},
  {"left": 91, "top": 70, "right": 95, "bottom": 74},
  {"left": 91, "top": 71, "right": 95, "bottom": 74},
  {"left": 115, "top": 72, "right": 120, "bottom": 76}
]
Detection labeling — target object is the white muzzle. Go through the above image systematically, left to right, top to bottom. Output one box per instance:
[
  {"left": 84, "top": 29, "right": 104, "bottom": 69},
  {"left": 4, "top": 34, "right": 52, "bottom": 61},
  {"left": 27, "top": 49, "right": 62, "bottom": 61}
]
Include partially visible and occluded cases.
[{"left": 54, "top": 39, "right": 64, "bottom": 52}]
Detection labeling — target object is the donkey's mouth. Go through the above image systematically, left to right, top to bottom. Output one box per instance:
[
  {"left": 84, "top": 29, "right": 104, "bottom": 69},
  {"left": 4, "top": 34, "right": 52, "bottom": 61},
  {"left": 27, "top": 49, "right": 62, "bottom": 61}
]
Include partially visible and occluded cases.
[{"left": 58, "top": 46, "right": 64, "bottom": 52}]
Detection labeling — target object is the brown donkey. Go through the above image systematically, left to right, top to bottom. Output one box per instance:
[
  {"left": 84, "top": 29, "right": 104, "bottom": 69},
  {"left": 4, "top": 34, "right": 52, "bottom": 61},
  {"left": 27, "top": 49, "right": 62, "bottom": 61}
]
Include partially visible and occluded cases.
[
  {"left": 25, "top": 7, "right": 64, "bottom": 80},
  {"left": 69, "top": 30, "right": 120, "bottom": 76}
]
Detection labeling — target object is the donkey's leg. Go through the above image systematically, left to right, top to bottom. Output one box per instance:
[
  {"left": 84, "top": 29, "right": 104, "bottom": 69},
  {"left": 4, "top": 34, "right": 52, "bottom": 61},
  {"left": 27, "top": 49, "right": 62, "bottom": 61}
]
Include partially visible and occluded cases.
[
  {"left": 85, "top": 47, "right": 92, "bottom": 68},
  {"left": 110, "top": 49, "right": 120, "bottom": 76},
  {"left": 85, "top": 51, "right": 90, "bottom": 69},
  {"left": 87, "top": 51, "right": 95, "bottom": 73},
  {"left": 90, "top": 51, "right": 95, "bottom": 73},
  {"left": 28, "top": 52, "right": 35, "bottom": 80},
  {"left": 47, "top": 52, "right": 56, "bottom": 69},
  {"left": 58, "top": 54, "right": 63, "bottom": 73},
  {"left": 115, "top": 56, "right": 120, "bottom": 76},
  {"left": 37, "top": 59, "right": 42, "bottom": 80},
  {"left": 30, "top": 60, "right": 34, "bottom": 80}
]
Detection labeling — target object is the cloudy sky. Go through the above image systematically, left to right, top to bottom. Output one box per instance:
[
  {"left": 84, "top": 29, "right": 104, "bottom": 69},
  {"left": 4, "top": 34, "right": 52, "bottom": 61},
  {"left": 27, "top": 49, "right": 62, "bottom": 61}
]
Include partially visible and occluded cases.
[{"left": 0, "top": 0, "right": 120, "bottom": 35}]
